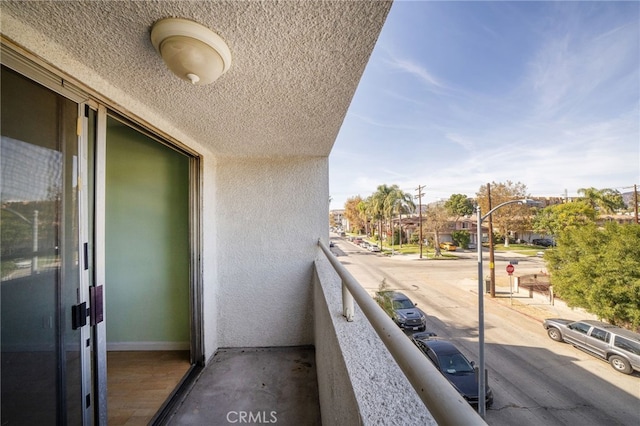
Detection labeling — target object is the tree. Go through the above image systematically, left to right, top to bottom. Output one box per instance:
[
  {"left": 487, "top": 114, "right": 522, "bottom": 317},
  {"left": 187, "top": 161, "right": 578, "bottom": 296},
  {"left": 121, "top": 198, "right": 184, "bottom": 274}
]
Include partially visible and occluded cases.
[
  {"left": 476, "top": 181, "right": 531, "bottom": 247},
  {"left": 369, "top": 184, "right": 414, "bottom": 247},
  {"left": 369, "top": 185, "right": 392, "bottom": 244},
  {"left": 387, "top": 186, "right": 414, "bottom": 245},
  {"left": 577, "top": 187, "right": 626, "bottom": 214},
  {"left": 444, "top": 194, "right": 474, "bottom": 249},
  {"left": 445, "top": 194, "right": 474, "bottom": 223},
  {"left": 344, "top": 196, "right": 365, "bottom": 233},
  {"left": 357, "top": 198, "right": 371, "bottom": 236},
  {"left": 533, "top": 201, "right": 598, "bottom": 238},
  {"left": 425, "top": 203, "right": 450, "bottom": 257},
  {"left": 545, "top": 222, "right": 640, "bottom": 330}
]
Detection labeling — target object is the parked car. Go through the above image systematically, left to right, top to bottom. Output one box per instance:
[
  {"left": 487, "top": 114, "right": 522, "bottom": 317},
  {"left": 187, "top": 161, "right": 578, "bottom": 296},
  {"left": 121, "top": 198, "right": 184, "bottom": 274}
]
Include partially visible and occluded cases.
[
  {"left": 532, "top": 238, "right": 555, "bottom": 247},
  {"left": 439, "top": 242, "right": 457, "bottom": 251},
  {"left": 368, "top": 243, "right": 381, "bottom": 252},
  {"left": 14, "top": 258, "right": 32, "bottom": 269},
  {"left": 374, "top": 291, "right": 426, "bottom": 331},
  {"left": 543, "top": 318, "right": 640, "bottom": 374},
  {"left": 411, "top": 333, "right": 494, "bottom": 407}
]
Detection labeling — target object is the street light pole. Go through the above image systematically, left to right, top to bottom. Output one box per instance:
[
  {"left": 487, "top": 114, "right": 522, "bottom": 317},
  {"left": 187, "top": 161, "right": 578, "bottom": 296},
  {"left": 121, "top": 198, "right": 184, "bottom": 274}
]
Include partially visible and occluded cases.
[
  {"left": 476, "top": 198, "right": 539, "bottom": 418},
  {"left": 476, "top": 205, "right": 486, "bottom": 418}
]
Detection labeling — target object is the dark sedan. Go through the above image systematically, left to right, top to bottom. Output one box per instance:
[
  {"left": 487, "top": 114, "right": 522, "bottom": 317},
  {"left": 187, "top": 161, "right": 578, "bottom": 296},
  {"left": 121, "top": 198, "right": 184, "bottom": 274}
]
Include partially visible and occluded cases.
[{"left": 412, "top": 333, "right": 494, "bottom": 407}]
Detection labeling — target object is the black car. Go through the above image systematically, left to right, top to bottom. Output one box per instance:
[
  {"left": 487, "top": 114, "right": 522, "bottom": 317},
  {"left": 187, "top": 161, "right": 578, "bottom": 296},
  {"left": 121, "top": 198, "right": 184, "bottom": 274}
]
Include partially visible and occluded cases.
[
  {"left": 532, "top": 238, "right": 555, "bottom": 247},
  {"left": 374, "top": 291, "right": 427, "bottom": 331},
  {"left": 412, "top": 333, "right": 494, "bottom": 407}
]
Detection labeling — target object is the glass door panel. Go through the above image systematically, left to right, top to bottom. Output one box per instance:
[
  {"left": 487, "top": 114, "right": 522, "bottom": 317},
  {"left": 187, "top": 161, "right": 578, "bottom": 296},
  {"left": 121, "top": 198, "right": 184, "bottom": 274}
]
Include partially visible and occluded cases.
[{"left": 1, "top": 65, "right": 84, "bottom": 425}]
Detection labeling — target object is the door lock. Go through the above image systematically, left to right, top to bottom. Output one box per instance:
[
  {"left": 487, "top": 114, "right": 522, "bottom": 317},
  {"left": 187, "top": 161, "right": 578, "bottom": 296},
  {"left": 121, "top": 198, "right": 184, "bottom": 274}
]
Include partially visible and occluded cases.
[
  {"left": 90, "top": 285, "right": 104, "bottom": 326},
  {"left": 71, "top": 302, "right": 87, "bottom": 330}
]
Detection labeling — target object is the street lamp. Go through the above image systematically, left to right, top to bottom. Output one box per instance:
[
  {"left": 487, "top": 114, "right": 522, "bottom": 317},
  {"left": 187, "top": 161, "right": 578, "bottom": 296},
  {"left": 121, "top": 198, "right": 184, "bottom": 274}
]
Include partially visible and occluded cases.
[{"left": 476, "top": 198, "right": 539, "bottom": 418}]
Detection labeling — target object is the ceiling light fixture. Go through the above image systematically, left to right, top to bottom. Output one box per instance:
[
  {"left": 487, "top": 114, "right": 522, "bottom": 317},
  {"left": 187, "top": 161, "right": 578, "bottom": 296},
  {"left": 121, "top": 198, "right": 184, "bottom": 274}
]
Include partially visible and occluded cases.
[{"left": 151, "top": 18, "right": 232, "bottom": 86}]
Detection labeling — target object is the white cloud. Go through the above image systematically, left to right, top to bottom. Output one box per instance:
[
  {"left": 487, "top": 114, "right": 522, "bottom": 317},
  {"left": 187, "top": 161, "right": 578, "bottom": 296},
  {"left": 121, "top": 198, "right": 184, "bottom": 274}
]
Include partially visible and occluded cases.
[
  {"left": 329, "top": 2, "right": 639, "bottom": 209},
  {"left": 384, "top": 55, "right": 449, "bottom": 93},
  {"left": 445, "top": 133, "right": 476, "bottom": 152}
]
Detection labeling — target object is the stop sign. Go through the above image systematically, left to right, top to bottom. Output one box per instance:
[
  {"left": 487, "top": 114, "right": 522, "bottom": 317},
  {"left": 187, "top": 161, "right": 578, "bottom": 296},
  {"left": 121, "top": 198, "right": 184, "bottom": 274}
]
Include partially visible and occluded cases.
[{"left": 506, "top": 264, "right": 515, "bottom": 275}]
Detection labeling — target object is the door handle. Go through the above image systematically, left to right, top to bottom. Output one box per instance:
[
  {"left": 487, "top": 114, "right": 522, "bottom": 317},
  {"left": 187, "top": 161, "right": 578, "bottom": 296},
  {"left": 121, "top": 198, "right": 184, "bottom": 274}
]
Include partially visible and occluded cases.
[
  {"left": 90, "top": 285, "right": 104, "bottom": 326},
  {"left": 72, "top": 302, "right": 87, "bottom": 330}
]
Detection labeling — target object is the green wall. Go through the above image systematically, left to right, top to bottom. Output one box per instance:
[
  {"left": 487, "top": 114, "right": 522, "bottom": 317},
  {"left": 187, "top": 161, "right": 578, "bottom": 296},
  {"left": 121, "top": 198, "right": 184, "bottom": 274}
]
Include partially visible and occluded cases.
[{"left": 105, "top": 121, "right": 190, "bottom": 345}]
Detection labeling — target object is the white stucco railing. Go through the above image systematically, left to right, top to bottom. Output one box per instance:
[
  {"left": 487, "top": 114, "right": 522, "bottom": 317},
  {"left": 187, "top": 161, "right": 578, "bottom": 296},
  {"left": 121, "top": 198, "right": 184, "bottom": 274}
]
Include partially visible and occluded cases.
[{"left": 318, "top": 240, "right": 487, "bottom": 426}]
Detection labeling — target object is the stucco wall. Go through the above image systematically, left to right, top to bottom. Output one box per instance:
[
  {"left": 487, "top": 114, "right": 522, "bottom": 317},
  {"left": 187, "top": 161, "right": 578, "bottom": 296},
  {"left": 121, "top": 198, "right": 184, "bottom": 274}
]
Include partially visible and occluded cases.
[
  {"left": 1, "top": 10, "right": 329, "bottom": 355},
  {"left": 215, "top": 157, "right": 328, "bottom": 347},
  {"left": 313, "top": 256, "right": 361, "bottom": 426}
]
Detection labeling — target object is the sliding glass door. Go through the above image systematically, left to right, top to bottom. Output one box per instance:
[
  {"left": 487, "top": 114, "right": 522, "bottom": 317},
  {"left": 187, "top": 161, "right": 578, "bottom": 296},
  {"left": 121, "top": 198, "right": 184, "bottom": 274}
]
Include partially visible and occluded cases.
[
  {"left": 1, "top": 48, "right": 201, "bottom": 425},
  {"left": 1, "top": 65, "right": 89, "bottom": 425}
]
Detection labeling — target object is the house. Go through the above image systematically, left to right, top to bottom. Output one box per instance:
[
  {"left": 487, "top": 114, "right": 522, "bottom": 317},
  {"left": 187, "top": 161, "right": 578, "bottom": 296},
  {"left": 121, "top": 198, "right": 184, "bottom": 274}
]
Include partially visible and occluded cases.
[{"left": 1, "top": 2, "right": 488, "bottom": 425}]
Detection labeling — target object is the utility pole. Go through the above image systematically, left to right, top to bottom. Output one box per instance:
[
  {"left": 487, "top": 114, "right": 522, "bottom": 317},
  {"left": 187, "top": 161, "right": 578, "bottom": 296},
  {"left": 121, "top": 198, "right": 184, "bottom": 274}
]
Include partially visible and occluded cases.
[
  {"left": 487, "top": 183, "right": 496, "bottom": 298},
  {"left": 634, "top": 184, "right": 639, "bottom": 224},
  {"left": 415, "top": 185, "right": 425, "bottom": 259},
  {"left": 398, "top": 207, "right": 403, "bottom": 249}
]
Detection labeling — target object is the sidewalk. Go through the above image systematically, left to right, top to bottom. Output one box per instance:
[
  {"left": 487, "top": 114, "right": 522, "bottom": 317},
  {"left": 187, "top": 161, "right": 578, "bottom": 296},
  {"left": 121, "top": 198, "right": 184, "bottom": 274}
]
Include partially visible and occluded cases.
[{"left": 488, "top": 278, "right": 599, "bottom": 324}]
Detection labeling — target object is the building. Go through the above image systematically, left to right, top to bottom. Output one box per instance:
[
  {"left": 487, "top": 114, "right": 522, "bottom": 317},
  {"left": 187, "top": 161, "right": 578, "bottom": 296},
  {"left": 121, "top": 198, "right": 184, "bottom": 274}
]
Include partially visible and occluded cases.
[
  {"left": 1, "top": 2, "right": 456, "bottom": 425},
  {"left": 329, "top": 209, "right": 345, "bottom": 230}
]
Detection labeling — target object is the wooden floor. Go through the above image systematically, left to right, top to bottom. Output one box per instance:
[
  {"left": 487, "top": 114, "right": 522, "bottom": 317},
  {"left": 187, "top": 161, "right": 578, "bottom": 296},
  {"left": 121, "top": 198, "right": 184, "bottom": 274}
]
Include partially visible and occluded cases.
[{"left": 107, "top": 351, "right": 191, "bottom": 425}]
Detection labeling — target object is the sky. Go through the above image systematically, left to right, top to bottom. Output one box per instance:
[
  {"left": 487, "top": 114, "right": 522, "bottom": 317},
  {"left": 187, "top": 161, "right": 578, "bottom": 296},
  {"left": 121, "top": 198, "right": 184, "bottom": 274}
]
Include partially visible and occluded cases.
[{"left": 328, "top": 0, "right": 640, "bottom": 209}]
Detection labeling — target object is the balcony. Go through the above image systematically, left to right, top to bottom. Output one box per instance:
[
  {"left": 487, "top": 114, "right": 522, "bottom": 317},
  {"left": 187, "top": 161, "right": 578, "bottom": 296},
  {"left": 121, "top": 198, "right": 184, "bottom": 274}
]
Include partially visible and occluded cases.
[
  {"left": 165, "top": 242, "right": 485, "bottom": 425},
  {"left": 165, "top": 346, "right": 321, "bottom": 425}
]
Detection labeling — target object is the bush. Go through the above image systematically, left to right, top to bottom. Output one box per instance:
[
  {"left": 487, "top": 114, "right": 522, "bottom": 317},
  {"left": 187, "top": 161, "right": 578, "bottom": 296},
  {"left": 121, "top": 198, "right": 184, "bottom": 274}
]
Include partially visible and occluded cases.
[
  {"left": 545, "top": 222, "right": 640, "bottom": 329},
  {"left": 452, "top": 230, "right": 470, "bottom": 249},
  {"left": 409, "top": 233, "right": 420, "bottom": 244}
]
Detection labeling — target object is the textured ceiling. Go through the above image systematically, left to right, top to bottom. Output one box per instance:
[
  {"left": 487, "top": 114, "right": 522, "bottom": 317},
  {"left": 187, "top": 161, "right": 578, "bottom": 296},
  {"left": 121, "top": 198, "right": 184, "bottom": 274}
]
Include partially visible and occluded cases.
[{"left": 1, "top": 1, "right": 391, "bottom": 158}]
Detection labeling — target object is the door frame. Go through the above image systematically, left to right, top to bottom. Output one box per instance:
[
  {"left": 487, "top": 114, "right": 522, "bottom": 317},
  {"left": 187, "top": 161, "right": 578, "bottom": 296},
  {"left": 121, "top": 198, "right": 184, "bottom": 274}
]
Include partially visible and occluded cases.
[
  {"left": 1, "top": 40, "right": 204, "bottom": 425},
  {"left": 95, "top": 109, "right": 204, "bottom": 424}
]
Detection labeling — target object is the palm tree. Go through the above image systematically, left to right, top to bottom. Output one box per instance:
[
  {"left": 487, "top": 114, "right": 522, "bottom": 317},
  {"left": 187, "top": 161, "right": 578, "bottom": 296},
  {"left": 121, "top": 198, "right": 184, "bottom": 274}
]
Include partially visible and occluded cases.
[
  {"left": 369, "top": 184, "right": 415, "bottom": 248},
  {"left": 369, "top": 185, "right": 392, "bottom": 245},
  {"left": 386, "top": 187, "right": 415, "bottom": 246},
  {"left": 578, "top": 187, "right": 626, "bottom": 214},
  {"left": 358, "top": 197, "right": 372, "bottom": 236}
]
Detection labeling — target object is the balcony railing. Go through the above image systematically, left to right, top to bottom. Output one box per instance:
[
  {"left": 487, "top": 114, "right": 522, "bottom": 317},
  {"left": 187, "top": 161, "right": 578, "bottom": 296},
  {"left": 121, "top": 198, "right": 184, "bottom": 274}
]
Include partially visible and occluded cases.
[{"left": 316, "top": 240, "right": 486, "bottom": 425}]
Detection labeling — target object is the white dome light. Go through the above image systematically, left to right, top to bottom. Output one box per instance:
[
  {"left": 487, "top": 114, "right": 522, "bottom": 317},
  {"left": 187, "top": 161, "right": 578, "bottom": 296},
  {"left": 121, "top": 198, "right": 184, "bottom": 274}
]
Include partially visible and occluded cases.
[{"left": 151, "top": 18, "right": 232, "bottom": 86}]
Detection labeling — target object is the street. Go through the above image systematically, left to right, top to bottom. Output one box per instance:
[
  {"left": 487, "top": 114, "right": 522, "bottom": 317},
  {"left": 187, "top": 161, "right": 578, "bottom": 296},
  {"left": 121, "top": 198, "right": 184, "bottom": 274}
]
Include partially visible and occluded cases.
[{"left": 331, "top": 237, "right": 640, "bottom": 426}]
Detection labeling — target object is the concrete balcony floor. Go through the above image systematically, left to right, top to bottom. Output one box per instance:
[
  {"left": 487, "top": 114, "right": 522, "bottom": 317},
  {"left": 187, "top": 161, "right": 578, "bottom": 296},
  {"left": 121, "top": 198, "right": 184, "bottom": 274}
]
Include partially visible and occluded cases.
[{"left": 166, "top": 346, "right": 321, "bottom": 425}]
